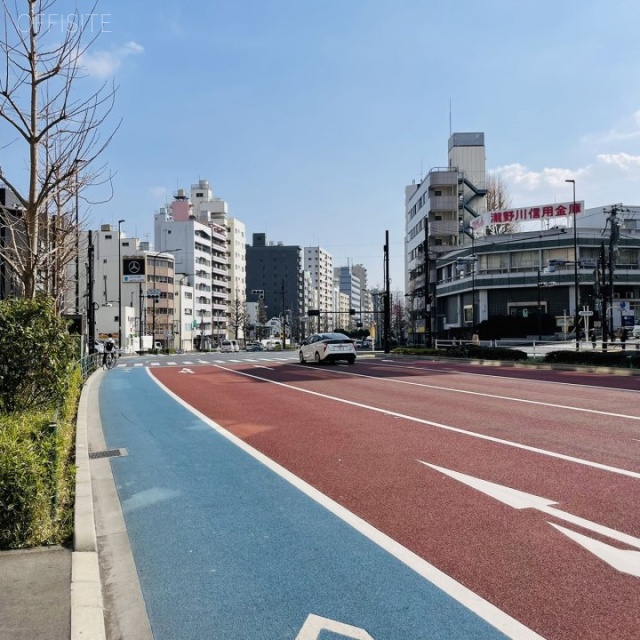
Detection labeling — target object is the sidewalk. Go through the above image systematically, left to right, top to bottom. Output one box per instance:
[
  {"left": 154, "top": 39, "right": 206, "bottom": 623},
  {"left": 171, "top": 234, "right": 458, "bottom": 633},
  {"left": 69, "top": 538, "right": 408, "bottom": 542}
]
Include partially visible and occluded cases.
[
  {"left": 0, "top": 368, "right": 150, "bottom": 640},
  {"left": 0, "top": 546, "right": 71, "bottom": 640}
]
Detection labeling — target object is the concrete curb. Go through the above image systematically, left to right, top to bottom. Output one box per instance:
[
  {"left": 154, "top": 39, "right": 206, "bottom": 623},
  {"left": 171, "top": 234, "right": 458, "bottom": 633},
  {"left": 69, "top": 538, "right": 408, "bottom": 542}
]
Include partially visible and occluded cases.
[{"left": 72, "top": 370, "right": 106, "bottom": 640}]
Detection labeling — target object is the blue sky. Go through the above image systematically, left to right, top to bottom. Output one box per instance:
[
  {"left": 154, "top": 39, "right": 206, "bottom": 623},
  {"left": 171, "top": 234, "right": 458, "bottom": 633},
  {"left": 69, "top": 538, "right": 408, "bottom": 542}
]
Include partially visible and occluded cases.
[{"left": 6, "top": 0, "right": 640, "bottom": 289}]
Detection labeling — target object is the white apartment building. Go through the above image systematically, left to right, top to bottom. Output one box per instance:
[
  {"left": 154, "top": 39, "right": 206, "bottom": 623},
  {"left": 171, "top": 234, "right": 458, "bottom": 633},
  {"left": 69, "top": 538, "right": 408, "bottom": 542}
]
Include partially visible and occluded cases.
[
  {"left": 405, "top": 132, "right": 487, "bottom": 343},
  {"left": 153, "top": 179, "right": 246, "bottom": 347},
  {"left": 190, "top": 179, "right": 247, "bottom": 341},
  {"left": 304, "top": 246, "right": 334, "bottom": 330},
  {"left": 333, "top": 288, "right": 351, "bottom": 331}
]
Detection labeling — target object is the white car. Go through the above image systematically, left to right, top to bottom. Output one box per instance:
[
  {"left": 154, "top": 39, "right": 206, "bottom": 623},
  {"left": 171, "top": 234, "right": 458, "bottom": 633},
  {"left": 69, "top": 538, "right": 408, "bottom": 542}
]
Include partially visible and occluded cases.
[
  {"left": 632, "top": 322, "right": 640, "bottom": 339},
  {"left": 298, "top": 332, "right": 357, "bottom": 365},
  {"left": 220, "top": 339, "right": 240, "bottom": 353}
]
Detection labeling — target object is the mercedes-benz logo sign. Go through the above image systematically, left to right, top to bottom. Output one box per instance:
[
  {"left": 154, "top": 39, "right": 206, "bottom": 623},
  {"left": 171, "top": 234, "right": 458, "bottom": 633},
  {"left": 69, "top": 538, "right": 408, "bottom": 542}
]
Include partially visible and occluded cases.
[{"left": 128, "top": 260, "right": 141, "bottom": 274}]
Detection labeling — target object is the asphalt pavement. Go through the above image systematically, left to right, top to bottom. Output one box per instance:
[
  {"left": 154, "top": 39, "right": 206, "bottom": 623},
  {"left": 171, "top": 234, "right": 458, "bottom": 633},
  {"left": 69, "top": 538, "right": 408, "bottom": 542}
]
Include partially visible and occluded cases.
[{"left": 1, "top": 349, "right": 637, "bottom": 640}]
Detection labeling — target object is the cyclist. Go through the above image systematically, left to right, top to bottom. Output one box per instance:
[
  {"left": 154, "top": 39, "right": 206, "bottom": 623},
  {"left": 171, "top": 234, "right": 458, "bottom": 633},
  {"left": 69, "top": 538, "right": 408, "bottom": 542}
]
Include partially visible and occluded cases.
[{"left": 103, "top": 334, "right": 117, "bottom": 368}]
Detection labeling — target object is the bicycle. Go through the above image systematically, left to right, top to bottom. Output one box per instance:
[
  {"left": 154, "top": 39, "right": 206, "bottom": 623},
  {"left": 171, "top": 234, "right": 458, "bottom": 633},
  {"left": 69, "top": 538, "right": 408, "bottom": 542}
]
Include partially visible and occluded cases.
[{"left": 104, "top": 351, "right": 117, "bottom": 370}]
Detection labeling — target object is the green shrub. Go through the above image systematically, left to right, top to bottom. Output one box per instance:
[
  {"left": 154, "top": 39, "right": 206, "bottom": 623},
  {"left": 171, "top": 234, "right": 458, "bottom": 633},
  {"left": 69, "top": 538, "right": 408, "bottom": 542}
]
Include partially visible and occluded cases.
[
  {"left": 0, "top": 297, "right": 76, "bottom": 414},
  {"left": 0, "top": 298, "right": 80, "bottom": 549},
  {"left": 445, "top": 345, "right": 529, "bottom": 361},
  {"left": 544, "top": 350, "right": 640, "bottom": 369},
  {"left": 0, "top": 407, "right": 76, "bottom": 549}
]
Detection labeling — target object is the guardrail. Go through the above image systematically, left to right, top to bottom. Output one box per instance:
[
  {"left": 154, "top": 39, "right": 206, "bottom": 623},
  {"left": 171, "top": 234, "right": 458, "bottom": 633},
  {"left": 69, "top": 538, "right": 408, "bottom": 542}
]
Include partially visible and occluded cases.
[{"left": 79, "top": 352, "right": 101, "bottom": 380}]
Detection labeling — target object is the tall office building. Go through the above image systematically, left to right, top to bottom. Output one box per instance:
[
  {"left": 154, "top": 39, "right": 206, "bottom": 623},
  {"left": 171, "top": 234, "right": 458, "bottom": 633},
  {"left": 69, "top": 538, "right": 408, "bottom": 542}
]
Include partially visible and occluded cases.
[{"left": 246, "top": 233, "right": 304, "bottom": 341}]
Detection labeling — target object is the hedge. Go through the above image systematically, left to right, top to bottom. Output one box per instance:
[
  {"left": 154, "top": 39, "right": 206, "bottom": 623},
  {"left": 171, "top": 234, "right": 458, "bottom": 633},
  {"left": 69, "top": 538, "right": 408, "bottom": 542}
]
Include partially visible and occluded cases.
[{"left": 0, "top": 297, "right": 81, "bottom": 549}]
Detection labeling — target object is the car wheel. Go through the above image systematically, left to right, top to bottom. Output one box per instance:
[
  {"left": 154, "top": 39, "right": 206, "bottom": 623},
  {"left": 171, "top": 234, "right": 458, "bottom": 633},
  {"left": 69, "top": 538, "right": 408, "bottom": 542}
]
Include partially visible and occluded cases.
[
  {"left": 299, "top": 351, "right": 306, "bottom": 364},
  {"left": 314, "top": 351, "right": 321, "bottom": 364},
  {"left": 347, "top": 356, "right": 355, "bottom": 365}
]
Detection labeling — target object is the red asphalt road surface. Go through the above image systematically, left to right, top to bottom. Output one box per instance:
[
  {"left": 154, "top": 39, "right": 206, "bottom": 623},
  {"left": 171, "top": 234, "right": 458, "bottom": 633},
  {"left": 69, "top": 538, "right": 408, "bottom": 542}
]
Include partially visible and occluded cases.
[{"left": 151, "top": 358, "right": 640, "bottom": 640}]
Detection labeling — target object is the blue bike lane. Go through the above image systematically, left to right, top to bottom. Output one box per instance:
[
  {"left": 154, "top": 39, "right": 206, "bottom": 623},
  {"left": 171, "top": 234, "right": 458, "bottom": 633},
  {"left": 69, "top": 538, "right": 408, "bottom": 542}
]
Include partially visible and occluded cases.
[{"left": 99, "top": 368, "right": 541, "bottom": 640}]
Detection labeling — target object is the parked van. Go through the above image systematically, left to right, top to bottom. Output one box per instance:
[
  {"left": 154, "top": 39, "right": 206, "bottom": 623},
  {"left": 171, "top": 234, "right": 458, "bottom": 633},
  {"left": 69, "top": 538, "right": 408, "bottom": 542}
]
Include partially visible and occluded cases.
[
  {"left": 632, "top": 321, "right": 640, "bottom": 339},
  {"left": 220, "top": 339, "right": 240, "bottom": 353}
]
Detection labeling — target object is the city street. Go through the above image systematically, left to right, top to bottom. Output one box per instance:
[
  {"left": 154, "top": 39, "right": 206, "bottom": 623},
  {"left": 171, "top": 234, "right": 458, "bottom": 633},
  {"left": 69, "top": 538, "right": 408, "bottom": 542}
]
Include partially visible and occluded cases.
[{"left": 98, "top": 356, "right": 640, "bottom": 639}]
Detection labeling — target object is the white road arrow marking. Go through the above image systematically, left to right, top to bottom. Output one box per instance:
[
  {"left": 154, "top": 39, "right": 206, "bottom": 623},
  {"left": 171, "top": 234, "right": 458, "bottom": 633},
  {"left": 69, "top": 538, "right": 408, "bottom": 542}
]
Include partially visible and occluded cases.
[
  {"left": 179, "top": 368, "right": 194, "bottom": 374},
  {"left": 420, "top": 462, "right": 640, "bottom": 550},
  {"left": 549, "top": 523, "right": 640, "bottom": 578},
  {"left": 295, "top": 614, "right": 374, "bottom": 640}
]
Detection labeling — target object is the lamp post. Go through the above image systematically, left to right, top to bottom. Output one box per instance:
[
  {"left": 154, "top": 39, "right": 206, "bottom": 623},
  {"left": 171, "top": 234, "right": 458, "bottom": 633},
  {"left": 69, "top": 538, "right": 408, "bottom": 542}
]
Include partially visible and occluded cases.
[
  {"left": 75, "top": 175, "right": 80, "bottom": 314},
  {"left": 565, "top": 179, "right": 579, "bottom": 351},
  {"left": 117, "top": 219, "right": 125, "bottom": 351}
]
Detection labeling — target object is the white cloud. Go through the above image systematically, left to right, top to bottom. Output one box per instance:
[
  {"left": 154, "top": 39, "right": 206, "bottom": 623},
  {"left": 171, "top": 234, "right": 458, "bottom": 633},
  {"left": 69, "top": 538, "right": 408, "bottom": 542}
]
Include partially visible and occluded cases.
[
  {"left": 81, "top": 41, "right": 144, "bottom": 78},
  {"left": 491, "top": 109, "right": 640, "bottom": 208},
  {"left": 596, "top": 152, "right": 640, "bottom": 172},
  {"left": 492, "top": 153, "right": 640, "bottom": 209},
  {"left": 494, "top": 163, "right": 585, "bottom": 192}
]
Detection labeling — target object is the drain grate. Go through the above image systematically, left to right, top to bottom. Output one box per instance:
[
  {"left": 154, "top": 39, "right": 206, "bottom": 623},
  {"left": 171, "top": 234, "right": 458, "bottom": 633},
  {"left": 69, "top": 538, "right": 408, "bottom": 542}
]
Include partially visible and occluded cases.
[{"left": 89, "top": 448, "right": 127, "bottom": 459}]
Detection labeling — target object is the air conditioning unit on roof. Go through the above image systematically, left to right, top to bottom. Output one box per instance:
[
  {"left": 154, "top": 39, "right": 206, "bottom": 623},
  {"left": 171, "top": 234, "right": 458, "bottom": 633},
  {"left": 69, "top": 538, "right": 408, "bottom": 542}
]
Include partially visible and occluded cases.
[
  {"left": 613, "top": 292, "right": 621, "bottom": 299},
  {"left": 625, "top": 292, "right": 634, "bottom": 299}
]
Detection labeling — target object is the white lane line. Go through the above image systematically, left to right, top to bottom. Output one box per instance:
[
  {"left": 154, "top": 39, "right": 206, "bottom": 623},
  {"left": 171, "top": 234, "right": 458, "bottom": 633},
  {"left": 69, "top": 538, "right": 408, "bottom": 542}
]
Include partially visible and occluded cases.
[
  {"left": 373, "top": 360, "right": 640, "bottom": 394},
  {"left": 208, "top": 364, "right": 640, "bottom": 480},
  {"left": 293, "top": 364, "right": 640, "bottom": 421},
  {"left": 147, "top": 368, "right": 544, "bottom": 640}
]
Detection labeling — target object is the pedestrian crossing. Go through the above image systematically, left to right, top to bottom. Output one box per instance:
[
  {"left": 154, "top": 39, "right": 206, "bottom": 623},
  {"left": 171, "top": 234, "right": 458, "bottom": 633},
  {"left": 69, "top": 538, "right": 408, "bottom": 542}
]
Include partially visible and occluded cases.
[{"left": 115, "top": 355, "right": 299, "bottom": 368}]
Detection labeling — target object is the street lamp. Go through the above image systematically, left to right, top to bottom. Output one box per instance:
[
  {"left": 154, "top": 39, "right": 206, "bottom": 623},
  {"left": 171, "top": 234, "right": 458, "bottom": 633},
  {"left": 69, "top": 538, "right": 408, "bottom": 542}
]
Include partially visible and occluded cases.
[
  {"left": 565, "top": 179, "right": 579, "bottom": 351},
  {"left": 117, "top": 219, "right": 125, "bottom": 351}
]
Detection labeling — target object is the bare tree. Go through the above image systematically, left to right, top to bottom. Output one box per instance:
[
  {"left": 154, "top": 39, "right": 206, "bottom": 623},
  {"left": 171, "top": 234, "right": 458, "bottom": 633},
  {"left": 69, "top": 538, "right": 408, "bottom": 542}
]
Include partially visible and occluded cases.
[
  {"left": 0, "top": 0, "right": 118, "bottom": 300},
  {"left": 485, "top": 171, "right": 516, "bottom": 235},
  {"left": 486, "top": 171, "right": 512, "bottom": 211}
]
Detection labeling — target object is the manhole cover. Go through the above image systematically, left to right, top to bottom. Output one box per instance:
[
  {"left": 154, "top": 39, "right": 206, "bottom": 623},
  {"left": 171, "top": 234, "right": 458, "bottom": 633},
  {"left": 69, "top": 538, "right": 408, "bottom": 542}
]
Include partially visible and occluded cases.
[{"left": 89, "top": 448, "right": 127, "bottom": 459}]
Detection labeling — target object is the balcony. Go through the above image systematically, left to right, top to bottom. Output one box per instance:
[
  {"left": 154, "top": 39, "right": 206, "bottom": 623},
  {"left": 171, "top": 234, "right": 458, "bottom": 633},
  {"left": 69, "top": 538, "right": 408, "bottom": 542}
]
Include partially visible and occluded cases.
[
  {"left": 425, "top": 168, "right": 459, "bottom": 187},
  {"left": 428, "top": 195, "right": 458, "bottom": 211},
  {"left": 429, "top": 220, "right": 459, "bottom": 236}
]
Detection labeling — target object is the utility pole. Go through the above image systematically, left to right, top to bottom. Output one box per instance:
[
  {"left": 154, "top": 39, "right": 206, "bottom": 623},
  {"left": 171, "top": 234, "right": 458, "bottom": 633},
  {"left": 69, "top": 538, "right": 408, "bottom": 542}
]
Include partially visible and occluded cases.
[
  {"left": 602, "top": 204, "right": 625, "bottom": 347},
  {"left": 424, "top": 216, "right": 432, "bottom": 348},
  {"left": 383, "top": 230, "right": 391, "bottom": 354},
  {"left": 87, "top": 232, "right": 95, "bottom": 354},
  {"left": 599, "top": 241, "right": 608, "bottom": 352},
  {"left": 281, "top": 279, "right": 286, "bottom": 350}
]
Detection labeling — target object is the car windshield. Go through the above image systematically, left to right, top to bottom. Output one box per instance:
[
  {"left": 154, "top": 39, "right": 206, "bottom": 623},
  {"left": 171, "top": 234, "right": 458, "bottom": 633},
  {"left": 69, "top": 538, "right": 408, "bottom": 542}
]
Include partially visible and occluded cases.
[{"left": 317, "top": 333, "right": 352, "bottom": 342}]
